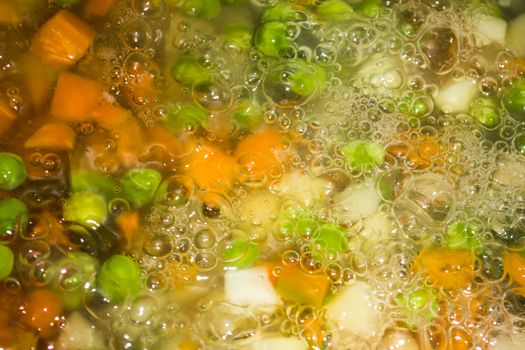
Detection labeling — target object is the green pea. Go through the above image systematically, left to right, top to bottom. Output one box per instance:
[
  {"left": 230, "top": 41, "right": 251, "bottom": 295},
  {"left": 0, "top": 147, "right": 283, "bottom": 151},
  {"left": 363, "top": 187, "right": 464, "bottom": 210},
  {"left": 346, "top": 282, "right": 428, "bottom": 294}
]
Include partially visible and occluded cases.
[
  {"left": 183, "top": 0, "right": 221, "bottom": 19},
  {"left": 222, "top": 0, "right": 248, "bottom": 5},
  {"left": 315, "top": 0, "right": 353, "bottom": 21},
  {"left": 354, "top": 0, "right": 383, "bottom": 17},
  {"left": 262, "top": 2, "right": 304, "bottom": 23},
  {"left": 254, "top": 21, "right": 293, "bottom": 57},
  {"left": 222, "top": 24, "right": 253, "bottom": 51},
  {"left": 170, "top": 54, "right": 211, "bottom": 87},
  {"left": 287, "top": 61, "right": 327, "bottom": 97},
  {"left": 502, "top": 77, "right": 525, "bottom": 122},
  {"left": 469, "top": 97, "right": 501, "bottom": 128},
  {"left": 231, "top": 98, "right": 262, "bottom": 130},
  {"left": 163, "top": 103, "right": 208, "bottom": 133},
  {"left": 515, "top": 134, "right": 525, "bottom": 156},
  {"left": 341, "top": 140, "right": 385, "bottom": 170},
  {"left": 0, "top": 152, "right": 27, "bottom": 190},
  {"left": 119, "top": 168, "right": 162, "bottom": 208},
  {"left": 71, "top": 170, "right": 117, "bottom": 202},
  {"left": 63, "top": 192, "right": 108, "bottom": 229},
  {"left": 0, "top": 198, "right": 28, "bottom": 242},
  {"left": 295, "top": 218, "right": 319, "bottom": 240},
  {"left": 446, "top": 221, "right": 483, "bottom": 250},
  {"left": 315, "top": 224, "right": 349, "bottom": 252},
  {"left": 222, "top": 239, "right": 260, "bottom": 269},
  {"left": 0, "top": 245, "right": 14, "bottom": 280},
  {"left": 97, "top": 255, "right": 142, "bottom": 303}
]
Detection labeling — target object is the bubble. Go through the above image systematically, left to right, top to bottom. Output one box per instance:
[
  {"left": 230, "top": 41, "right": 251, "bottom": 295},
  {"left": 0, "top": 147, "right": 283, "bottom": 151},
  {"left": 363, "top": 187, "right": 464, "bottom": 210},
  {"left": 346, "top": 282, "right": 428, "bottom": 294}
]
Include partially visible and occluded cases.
[
  {"left": 132, "top": 0, "right": 165, "bottom": 17},
  {"left": 120, "top": 18, "right": 153, "bottom": 50},
  {"left": 419, "top": 26, "right": 458, "bottom": 74},
  {"left": 314, "top": 44, "right": 338, "bottom": 66},
  {"left": 192, "top": 80, "right": 232, "bottom": 112},
  {"left": 158, "top": 175, "right": 194, "bottom": 206},
  {"left": 108, "top": 198, "right": 131, "bottom": 216},
  {"left": 194, "top": 229, "right": 216, "bottom": 249},
  {"left": 143, "top": 234, "right": 172, "bottom": 257},
  {"left": 18, "top": 240, "right": 51, "bottom": 266},
  {"left": 282, "top": 250, "right": 300, "bottom": 266},
  {"left": 299, "top": 251, "right": 325, "bottom": 274},
  {"left": 194, "top": 252, "right": 217, "bottom": 272},
  {"left": 56, "top": 262, "right": 84, "bottom": 292},
  {"left": 128, "top": 295, "right": 158, "bottom": 324}
]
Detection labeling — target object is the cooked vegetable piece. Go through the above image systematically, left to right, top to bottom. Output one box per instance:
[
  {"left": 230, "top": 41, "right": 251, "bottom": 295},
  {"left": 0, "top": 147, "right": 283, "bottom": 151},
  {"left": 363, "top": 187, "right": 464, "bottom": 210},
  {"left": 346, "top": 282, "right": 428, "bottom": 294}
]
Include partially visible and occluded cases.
[
  {"left": 83, "top": 0, "right": 117, "bottom": 17},
  {"left": 181, "top": 0, "right": 221, "bottom": 19},
  {"left": 315, "top": 0, "right": 353, "bottom": 21},
  {"left": 354, "top": 0, "right": 383, "bottom": 17},
  {"left": 0, "top": 1, "right": 20, "bottom": 24},
  {"left": 261, "top": 2, "right": 304, "bottom": 23},
  {"left": 31, "top": 10, "right": 96, "bottom": 69},
  {"left": 254, "top": 21, "right": 293, "bottom": 57},
  {"left": 222, "top": 23, "right": 253, "bottom": 51},
  {"left": 20, "top": 54, "right": 58, "bottom": 109},
  {"left": 170, "top": 54, "right": 212, "bottom": 87},
  {"left": 50, "top": 72, "right": 104, "bottom": 122},
  {"left": 435, "top": 77, "right": 478, "bottom": 113},
  {"left": 502, "top": 77, "right": 525, "bottom": 122},
  {"left": 469, "top": 97, "right": 501, "bottom": 127},
  {"left": 231, "top": 98, "right": 263, "bottom": 129},
  {"left": 0, "top": 99, "right": 17, "bottom": 135},
  {"left": 164, "top": 103, "right": 208, "bottom": 133},
  {"left": 90, "top": 104, "right": 131, "bottom": 130},
  {"left": 115, "top": 117, "right": 146, "bottom": 168},
  {"left": 24, "top": 122, "right": 77, "bottom": 151},
  {"left": 235, "top": 129, "right": 286, "bottom": 184},
  {"left": 341, "top": 140, "right": 384, "bottom": 170},
  {"left": 181, "top": 141, "right": 239, "bottom": 193},
  {"left": 0, "top": 152, "right": 27, "bottom": 190},
  {"left": 119, "top": 168, "right": 162, "bottom": 208},
  {"left": 71, "top": 170, "right": 117, "bottom": 201},
  {"left": 63, "top": 192, "right": 108, "bottom": 229},
  {"left": 0, "top": 198, "right": 28, "bottom": 242},
  {"left": 115, "top": 210, "right": 142, "bottom": 251},
  {"left": 446, "top": 221, "right": 483, "bottom": 250},
  {"left": 315, "top": 223, "right": 349, "bottom": 253},
  {"left": 222, "top": 239, "right": 260, "bottom": 269},
  {"left": 0, "top": 246, "right": 14, "bottom": 280},
  {"left": 413, "top": 248, "right": 475, "bottom": 289},
  {"left": 504, "top": 252, "right": 525, "bottom": 287},
  {"left": 97, "top": 255, "right": 142, "bottom": 303},
  {"left": 275, "top": 265, "right": 330, "bottom": 306},
  {"left": 224, "top": 266, "right": 280, "bottom": 307},
  {"left": 20, "top": 289, "right": 64, "bottom": 333}
]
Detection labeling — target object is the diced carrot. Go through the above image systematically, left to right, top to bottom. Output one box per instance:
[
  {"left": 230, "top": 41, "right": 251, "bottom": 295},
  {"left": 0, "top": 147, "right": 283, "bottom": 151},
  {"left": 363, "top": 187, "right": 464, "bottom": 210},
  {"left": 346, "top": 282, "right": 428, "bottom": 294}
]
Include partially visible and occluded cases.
[
  {"left": 83, "top": 0, "right": 118, "bottom": 17},
  {"left": 0, "top": 1, "right": 20, "bottom": 25},
  {"left": 31, "top": 10, "right": 96, "bottom": 69},
  {"left": 21, "top": 54, "right": 59, "bottom": 110},
  {"left": 122, "top": 59, "right": 160, "bottom": 107},
  {"left": 50, "top": 72, "right": 104, "bottom": 122},
  {"left": 0, "top": 98, "right": 17, "bottom": 135},
  {"left": 90, "top": 103, "right": 132, "bottom": 130},
  {"left": 24, "top": 122, "right": 77, "bottom": 151},
  {"left": 145, "top": 124, "right": 183, "bottom": 156},
  {"left": 235, "top": 129, "right": 287, "bottom": 184},
  {"left": 387, "top": 135, "right": 442, "bottom": 169},
  {"left": 181, "top": 141, "right": 239, "bottom": 193},
  {"left": 115, "top": 210, "right": 142, "bottom": 251},
  {"left": 412, "top": 248, "right": 475, "bottom": 290},
  {"left": 504, "top": 252, "right": 525, "bottom": 287},
  {"left": 275, "top": 265, "right": 331, "bottom": 307},
  {"left": 20, "top": 289, "right": 64, "bottom": 335},
  {"left": 178, "top": 339, "right": 200, "bottom": 350}
]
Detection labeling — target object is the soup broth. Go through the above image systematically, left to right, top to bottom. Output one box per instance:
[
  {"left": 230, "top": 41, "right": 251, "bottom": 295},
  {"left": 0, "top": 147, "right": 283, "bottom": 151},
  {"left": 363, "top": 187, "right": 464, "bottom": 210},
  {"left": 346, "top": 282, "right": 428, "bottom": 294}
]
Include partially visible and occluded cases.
[{"left": 0, "top": 0, "right": 525, "bottom": 349}]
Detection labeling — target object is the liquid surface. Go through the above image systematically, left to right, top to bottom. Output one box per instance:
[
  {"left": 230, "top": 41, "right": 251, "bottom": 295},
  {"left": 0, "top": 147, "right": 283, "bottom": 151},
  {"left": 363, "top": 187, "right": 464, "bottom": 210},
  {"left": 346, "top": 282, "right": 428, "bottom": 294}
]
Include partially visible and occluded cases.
[{"left": 0, "top": 0, "right": 525, "bottom": 349}]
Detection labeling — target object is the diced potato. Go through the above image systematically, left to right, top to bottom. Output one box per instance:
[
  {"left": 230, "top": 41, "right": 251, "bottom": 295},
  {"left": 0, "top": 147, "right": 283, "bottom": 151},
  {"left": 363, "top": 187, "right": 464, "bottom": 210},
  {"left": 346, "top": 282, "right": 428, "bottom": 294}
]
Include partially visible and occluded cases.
[
  {"left": 31, "top": 10, "right": 96, "bottom": 69},
  {"left": 507, "top": 13, "right": 525, "bottom": 57},
  {"left": 471, "top": 14, "right": 507, "bottom": 47},
  {"left": 356, "top": 55, "right": 404, "bottom": 91},
  {"left": 50, "top": 72, "right": 104, "bottom": 122},
  {"left": 435, "top": 77, "right": 478, "bottom": 113},
  {"left": 24, "top": 122, "right": 77, "bottom": 151},
  {"left": 493, "top": 155, "right": 525, "bottom": 188},
  {"left": 275, "top": 171, "right": 335, "bottom": 207},
  {"left": 335, "top": 181, "right": 381, "bottom": 223},
  {"left": 237, "top": 191, "right": 281, "bottom": 237},
  {"left": 224, "top": 266, "right": 281, "bottom": 307},
  {"left": 326, "top": 281, "right": 380, "bottom": 338},
  {"left": 56, "top": 312, "right": 105, "bottom": 350},
  {"left": 378, "top": 330, "right": 420, "bottom": 350},
  {"left": 254, "top": 336, "right": 308, "bottom": 350}
]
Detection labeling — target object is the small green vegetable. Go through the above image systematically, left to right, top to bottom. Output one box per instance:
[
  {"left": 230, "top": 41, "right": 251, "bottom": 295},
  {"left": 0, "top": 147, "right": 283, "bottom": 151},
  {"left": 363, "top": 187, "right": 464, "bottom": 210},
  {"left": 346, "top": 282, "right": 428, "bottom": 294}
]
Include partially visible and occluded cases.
[
  {"left": 182, "top": 0, "right": 221, "bottom": 19},
  {"left": 221, "top": 0, "right": 248, "bottom": 5},
  {"left": 315, "top": 0, "right": 353, "bottom": 21},
  {"left": 354, "top": 0, "right": 383, "bottom": 17},
  {"left": 262, "top": 2, "right": 304, "bottom": 23},
  {"left": 254, "top": 21, "right": 293, "bottom": 57},
  {"left": 222, "top": 23, "right": 253, "bottom": 51},
  {"left": 170, "top": 54, "right": 212, "bottom": 87},
  {"left": 286, "top": 61, "right": 327, "bottom": 97},
  {"left": 502, "top": 77, "right": 525, "bottom": 122},
  {"left": 469, "top": 97, "right": 501, "bottom": 127},
  {"left": 231, "top": 98, "right": 263, "bottom": 130},
  {"left": 164, "top": 103, "right": 208, "bottom": 133},
  {"left": 515, "top": 133, "right": 525, "bottom": 156},
  {"left": 341, "top": 140, "right": 385, "bottom": 170},
  {"left": 0, "top": 152, "right": 27, "bottom": 190},
  {"left": 120, "top": 168, "right": 162, "bottom": 208},
  {"left": 71, "top": 170, "right": 117, "bottom": 201},
  {"left": 63, "top": 192, "right": 108, "bottom": 229},
  {"left": 0, "top": 198, "right": 28, "bottom": 241},
  {"left": 446, "top": 221, "right": 483, "bottom": 250},
  {"left": 315, "top": 224, "right": 349, "bottom": 253},
  {"left": 222, "top": 239, "right": 260, "bottom": 269},
  {"left": 0, "top": 245, "right": 14, "bottom": 280},
  {"left": 97, "top": 255, "right": 142, "bottom": 303},
  {"left": 395, "top": 285, "right": 439, "bottom": 324}
]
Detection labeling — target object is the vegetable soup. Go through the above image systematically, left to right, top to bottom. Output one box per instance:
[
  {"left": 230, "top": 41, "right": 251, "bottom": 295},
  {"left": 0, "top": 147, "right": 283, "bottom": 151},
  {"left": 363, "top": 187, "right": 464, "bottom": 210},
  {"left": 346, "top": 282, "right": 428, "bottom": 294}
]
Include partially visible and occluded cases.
[{"left": 0, "top": 0, "right": 525, "bottom": 349}]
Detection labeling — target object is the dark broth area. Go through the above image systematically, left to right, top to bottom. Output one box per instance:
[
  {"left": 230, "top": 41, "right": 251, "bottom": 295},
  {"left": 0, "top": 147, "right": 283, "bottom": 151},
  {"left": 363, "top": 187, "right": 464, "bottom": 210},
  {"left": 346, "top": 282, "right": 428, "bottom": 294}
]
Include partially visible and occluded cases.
[{"left": 1, "top": 0, "right": 525, "bottom": 349}]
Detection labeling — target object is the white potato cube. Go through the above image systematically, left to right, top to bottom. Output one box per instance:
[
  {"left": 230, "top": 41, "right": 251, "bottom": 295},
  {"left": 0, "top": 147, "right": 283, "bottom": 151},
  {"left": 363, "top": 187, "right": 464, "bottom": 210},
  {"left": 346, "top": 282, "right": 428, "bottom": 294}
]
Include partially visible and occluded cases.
[
  {"left": 507, "top": 13, "right": 525, "bottom": 57},
  {"left": 472, "top": 14, "right": 507, "bottom": 47},
  {"left": 435, "top": 77, "right": 478, "bottom": 114},
  {"left": 275, "top": 171, "right": 335, "bottom": 207},
  {"left": 335, "top": 181, "right": 381, "bottom": 223},
  {"left": 224, "top": 266, "right": 281, "bottom": 307},
  {"left": 326, "top": 281, "right": 380, "bottom": 338},
  {"left": 56, "top": 312, "right": 105, "bottom": 350}
]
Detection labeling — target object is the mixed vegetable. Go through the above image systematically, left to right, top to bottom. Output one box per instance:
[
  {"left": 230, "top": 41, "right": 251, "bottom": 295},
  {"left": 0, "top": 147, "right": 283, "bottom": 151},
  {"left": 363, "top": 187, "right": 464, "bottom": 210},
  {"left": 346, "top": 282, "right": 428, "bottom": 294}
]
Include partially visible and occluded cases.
[{"left": 0, "top": 0, "right": 525, "bottom": 349}]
